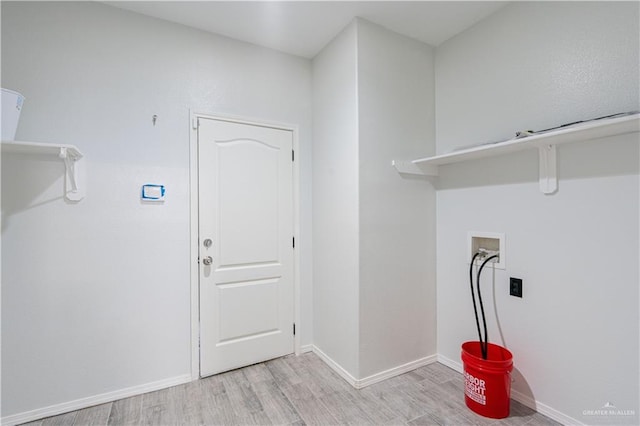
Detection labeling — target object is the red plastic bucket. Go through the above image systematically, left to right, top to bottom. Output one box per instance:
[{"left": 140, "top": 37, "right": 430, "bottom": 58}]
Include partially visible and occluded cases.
[{"left": 461, "top": 341, "right": 513, "bottom": 419}]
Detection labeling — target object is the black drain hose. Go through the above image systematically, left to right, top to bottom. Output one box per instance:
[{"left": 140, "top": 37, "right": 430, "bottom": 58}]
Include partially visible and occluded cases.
[
  {"left": 469, "top": 252, "right": 483, "bottom": 357},
  {"left": 470, "top": 253, "right": 499, "bottom": 360}
]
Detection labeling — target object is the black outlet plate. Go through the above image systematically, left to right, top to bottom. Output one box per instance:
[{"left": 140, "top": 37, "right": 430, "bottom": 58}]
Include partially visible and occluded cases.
[{"left": 510, "top": 277, "right": 523, "bottom": 298}]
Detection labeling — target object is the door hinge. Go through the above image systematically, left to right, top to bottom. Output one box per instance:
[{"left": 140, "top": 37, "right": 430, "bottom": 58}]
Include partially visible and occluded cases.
[
  {"left": 192, "top": 117, "right": 199, "bottom": 130},
  {"left": 292, "top": 150, "right": 295, "bottom": 162},
  {"left": 293, "top": 236, "right": 295, "bottom": 248},
  {"left": 293, "top": 323, "right": 296, "bottom": 336}
]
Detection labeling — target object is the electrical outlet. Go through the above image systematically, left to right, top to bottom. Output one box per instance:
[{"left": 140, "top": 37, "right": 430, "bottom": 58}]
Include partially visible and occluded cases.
[{"left": 510, "top": 277, "right": 523, "bottom": 298}]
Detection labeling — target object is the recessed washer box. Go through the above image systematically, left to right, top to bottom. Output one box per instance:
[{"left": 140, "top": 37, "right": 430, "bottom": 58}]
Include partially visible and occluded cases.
[{"left": 468, "top": 231, "right": 505, "bottom": 270}]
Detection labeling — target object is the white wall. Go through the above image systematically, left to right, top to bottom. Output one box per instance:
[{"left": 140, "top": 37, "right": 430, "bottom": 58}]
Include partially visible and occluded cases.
[
  {"left": 1, "top": 1, "right": 312, "bottom": 419},
  {"left": 4, "top": 1, "right": 638, "bottom": 423},
  {"left": 435, "top": 2, "right": 639, "bottom": 424},
  {"left": 312, "top": 19, "right": 437, "bottom": 381},
  {"left": 356, "top": 20, "right": 436, "bottom": 379},
  {"left": 311, "top": 21, "right": 360, "bottom": 377}
]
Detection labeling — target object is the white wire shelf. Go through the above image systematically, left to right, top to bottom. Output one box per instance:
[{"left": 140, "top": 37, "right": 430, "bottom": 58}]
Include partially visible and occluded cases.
[
  {"left": 393, "top": 113, "right": 640, "bottom": 194},
  {"left": 2, "top": 140, "right": 85, "bottom": 201}
]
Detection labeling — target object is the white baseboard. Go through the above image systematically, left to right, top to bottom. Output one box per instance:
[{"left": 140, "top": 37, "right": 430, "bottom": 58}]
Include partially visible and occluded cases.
[
  {"left": 298, "top": 344, "right": 314, "bottom": 354},
  {"left": 311, "top": 345, "right": 359, "bottom": 387},
  {"left": 312, "top": 345, "right": 437, "bottom": 390},
  {"left": 2, "top": 351, "right": 582, "bottom": 426},
  {"left": 436, "top": 353, "right": 581, "bottom": 425},
  {"left": 436, "top": 353, "right": 463, "bottom": 373},
  {"left": 357, "top": 354, "right": 437, "bottom": 388},
  {"left": 1, "top": 374, "right": 192, "bottom": 426},
  {"left": 510, "top": 388, "right": 583, "bottom": 426}
]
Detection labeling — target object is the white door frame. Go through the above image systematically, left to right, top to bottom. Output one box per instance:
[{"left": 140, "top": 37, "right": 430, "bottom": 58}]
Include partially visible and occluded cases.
[{"left": 189, "top": 111, "right": 301, "bottom": 380}]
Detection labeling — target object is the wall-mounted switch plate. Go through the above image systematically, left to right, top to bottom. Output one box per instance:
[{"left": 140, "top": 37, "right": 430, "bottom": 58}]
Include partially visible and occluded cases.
[
  {"left": 141, "top": 184, "right": 165, "bottom": 201},
  {"left": 510, "top": 277, "right": 523, "bottom": 298}
]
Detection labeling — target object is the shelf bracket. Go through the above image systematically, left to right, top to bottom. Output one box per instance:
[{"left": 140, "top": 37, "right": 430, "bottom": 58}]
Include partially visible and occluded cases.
[
  {"left": 538, "top": 144, "right": 557, "bottom": 195},
  {"left": 59, "top": 147, "right": 85, "bottom": 201}
]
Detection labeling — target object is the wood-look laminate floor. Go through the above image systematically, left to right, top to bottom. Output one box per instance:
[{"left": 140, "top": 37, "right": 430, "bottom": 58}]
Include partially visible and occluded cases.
[{"left": 23, "top": 352, "right": 560, "bottom": 426}]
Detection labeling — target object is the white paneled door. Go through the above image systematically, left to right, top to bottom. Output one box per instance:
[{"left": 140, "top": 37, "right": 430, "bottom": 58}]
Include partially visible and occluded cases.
[{"left": 198, "top": 117, "right": 294, "bottom": 377}]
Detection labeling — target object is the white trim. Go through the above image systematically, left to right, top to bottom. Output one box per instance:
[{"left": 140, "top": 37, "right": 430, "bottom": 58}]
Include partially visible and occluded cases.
[
  {"left": 189, "top": 110, "right": 200, "bottom": 381},
  {"left": 189, "top": 111, "right": 302, "bottom": 378},
  {"left": 291, "top": 123, "right": 302, "bottom": 356},
  {"left": 299, "top": 344, "right": 314, "bottom": 354},
  {"left": 311, "top": 345, "right": 359, "bottom": 387},
  {"left": 312, "top": 345, "right": 437, "bottom": 389},
  {"left": 436, "top": 353, "right": 582, "bottom": 425},
  {"left": 436, "top": 353, "right": 463, "bottom": 373},
  {"left": 357, "top": 354, "right": 437, "bottom": 389},
  {"left": 0, "top": 374, "right": 192, "bottom": 426},
  {"left": 511, "top": 389, "right": 585, "bottom": 426}
]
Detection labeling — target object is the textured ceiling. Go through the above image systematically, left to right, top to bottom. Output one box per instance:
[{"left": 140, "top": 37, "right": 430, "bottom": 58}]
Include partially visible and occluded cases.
[{"left": 106, "top": 1, "right": 509, "bottom": 58}]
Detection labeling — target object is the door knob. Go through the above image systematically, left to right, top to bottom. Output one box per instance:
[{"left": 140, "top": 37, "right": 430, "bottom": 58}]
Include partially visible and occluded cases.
[
  {"left": 203, "top": 239, "right": 212, "bottom": 248},
  {"left": 202, "top": 256, "right": 213, "bottom": 266}
]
